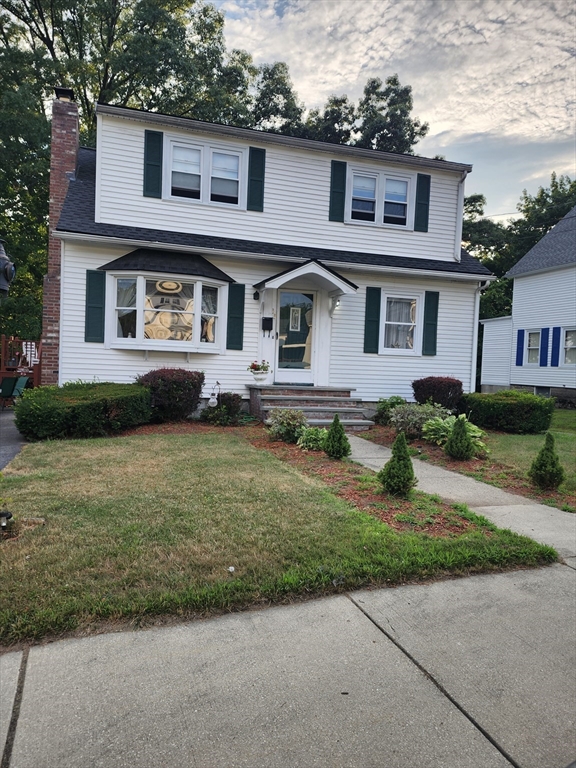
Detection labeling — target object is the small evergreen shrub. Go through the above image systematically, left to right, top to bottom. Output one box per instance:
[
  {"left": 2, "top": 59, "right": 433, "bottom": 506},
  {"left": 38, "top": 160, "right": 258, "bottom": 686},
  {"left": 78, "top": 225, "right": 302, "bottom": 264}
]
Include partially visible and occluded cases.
[
  {"left": 136, "top": 368, "right": 204, "bottom": 422},
  {"left": 412, "top": 377, "right": 463, "bottom": 411},
  {"left": 14, "top": 382, "right": 152, "bottom": 440},
  {"left": 460, "top": 391, "right": 555, "bottom": 433},
  {"left": 201, "top": 392, "right": 243, "bottom": 426},
  {"left": 374, "top": 396, "right": 405, "bottom": 425},
  {"left": 390, "top": 402, "right": 451, "bottom": 439},
  {"left": 267, "top": 409, "right": 307, "bottom": 442},
  {"left": 324, "top": 414, "right": 351, "bottom": 459},
  {"left": 444, "top": 414, "right": 475, "bottom": 460},
  {"left": 422, "top": 415, "right": 488, "bottom": 457},
  {"left": 297, "top": 427, "right": 328, "bottom": 451},
  {"left": 377, "top": 431, "right": 417, "bottom": 497},
  {"left": 528, "top": 432, "right": 566, "bottom": 490}
]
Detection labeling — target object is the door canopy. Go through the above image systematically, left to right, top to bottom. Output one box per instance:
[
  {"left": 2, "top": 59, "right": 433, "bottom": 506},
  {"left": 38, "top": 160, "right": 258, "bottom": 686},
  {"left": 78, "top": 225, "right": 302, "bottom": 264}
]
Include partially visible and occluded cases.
[{"left": 254, "top": 259, "right": 358, "bottom": 295}]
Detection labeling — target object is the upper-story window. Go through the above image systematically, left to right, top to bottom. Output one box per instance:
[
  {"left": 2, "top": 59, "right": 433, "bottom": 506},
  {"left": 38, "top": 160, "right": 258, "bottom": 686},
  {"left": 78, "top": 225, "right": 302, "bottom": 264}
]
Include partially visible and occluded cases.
[
  {"left": 168, "top": 139, "right": 244, "bottom": 207},
  {"left": 171, "top": 146, "right": 201, "bottom": 199},
  {"left": 211, "top": 152, "right": 239, "bottom": 204},
  {"left": 346, "top": 167, "right": 414, "bottom": 229}
]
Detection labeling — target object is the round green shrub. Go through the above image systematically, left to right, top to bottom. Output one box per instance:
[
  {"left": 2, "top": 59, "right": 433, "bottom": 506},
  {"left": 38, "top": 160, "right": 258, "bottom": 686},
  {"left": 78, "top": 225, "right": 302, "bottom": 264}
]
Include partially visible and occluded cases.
[
  {"left": 374, "top": 396, "right": 405, "bottom": 425},
  {"left": 267, "top": 409, "right": 308, "bottom": 442},
  {"left": 324, "top": 414, "right": 351, "bottom": 459},
  {"left": 297, "top": 427, "right": 328, "bottom": 451},
  {"left": 377, "top": 432, "right": 417, "bottom": 497},
  {"left": 528, "top": 432, "right": 566, "bottom": 490}
]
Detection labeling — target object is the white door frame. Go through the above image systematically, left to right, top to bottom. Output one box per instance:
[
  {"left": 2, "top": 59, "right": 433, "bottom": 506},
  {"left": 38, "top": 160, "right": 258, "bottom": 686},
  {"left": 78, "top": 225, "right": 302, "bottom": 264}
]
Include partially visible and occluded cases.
[{"left": 275, "top": 288, "right": 317, "bottom": 384}]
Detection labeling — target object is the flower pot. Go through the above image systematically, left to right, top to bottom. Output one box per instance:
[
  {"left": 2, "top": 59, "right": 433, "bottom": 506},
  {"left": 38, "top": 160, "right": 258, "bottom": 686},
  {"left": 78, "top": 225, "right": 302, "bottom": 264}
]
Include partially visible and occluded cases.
[{"left": 251, "top": 370, "right": 268, "bottom": 384}]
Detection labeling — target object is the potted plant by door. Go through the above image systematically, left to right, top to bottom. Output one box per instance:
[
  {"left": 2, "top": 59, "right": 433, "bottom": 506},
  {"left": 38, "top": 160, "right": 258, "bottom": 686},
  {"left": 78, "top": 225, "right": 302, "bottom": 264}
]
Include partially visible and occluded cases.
[{"left": 248, "top": 360, "right": 271, "bottom": 383}]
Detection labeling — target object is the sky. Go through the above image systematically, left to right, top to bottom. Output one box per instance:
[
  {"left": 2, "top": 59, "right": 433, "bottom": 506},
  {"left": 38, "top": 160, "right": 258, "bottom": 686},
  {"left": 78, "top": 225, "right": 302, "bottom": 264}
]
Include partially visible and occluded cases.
[{"left": 215, "top": 0, "right": 575, "bottom": 220}]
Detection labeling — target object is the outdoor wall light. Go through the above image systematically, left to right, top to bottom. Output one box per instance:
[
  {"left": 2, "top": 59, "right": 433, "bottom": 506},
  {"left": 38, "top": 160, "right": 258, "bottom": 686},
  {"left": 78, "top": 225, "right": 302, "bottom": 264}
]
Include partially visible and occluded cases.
[{"left": 208, "top": 380, "right": 220, "bottom": 407}]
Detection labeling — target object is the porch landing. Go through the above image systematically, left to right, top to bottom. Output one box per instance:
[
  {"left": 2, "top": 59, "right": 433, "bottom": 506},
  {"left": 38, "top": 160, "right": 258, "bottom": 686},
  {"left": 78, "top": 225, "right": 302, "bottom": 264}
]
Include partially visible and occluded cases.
[{"left": 248, "top": 385, "right": 374, "bottom": 432}]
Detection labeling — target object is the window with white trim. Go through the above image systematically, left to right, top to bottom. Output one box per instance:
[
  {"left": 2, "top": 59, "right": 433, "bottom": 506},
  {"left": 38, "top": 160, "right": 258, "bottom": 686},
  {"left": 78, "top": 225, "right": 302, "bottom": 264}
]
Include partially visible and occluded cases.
[
  {"left": 168, "top": 139, "right": 245, "bottom": 207},
  {"left": 347, "top": 168, "right": 414, "bottom": 228},
  {"left": 111, "top": 274, "right": 223, "bottom": 351},
  {"left": 380, "top": 293, "right": 422, "bottom": 354},
  {"left": 564, "top": 328, "right": 576, "bottom": 364},
  {"left": 526, "top": 330, "right": 540, "bottom": 364}
]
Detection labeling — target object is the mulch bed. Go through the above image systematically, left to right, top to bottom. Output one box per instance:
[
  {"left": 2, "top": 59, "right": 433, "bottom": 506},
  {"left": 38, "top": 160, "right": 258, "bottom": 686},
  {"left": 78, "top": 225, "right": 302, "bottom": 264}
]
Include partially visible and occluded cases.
[
  {"left": 120, "top": 421, "right": 487, "bottom": 538},
  {"left": 363, "top": 425, "right": 576, "bottom": 511}
]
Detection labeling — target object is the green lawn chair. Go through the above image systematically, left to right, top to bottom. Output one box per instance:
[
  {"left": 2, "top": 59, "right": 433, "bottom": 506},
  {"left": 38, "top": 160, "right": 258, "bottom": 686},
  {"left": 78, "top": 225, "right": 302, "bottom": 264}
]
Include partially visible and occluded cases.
[
  {"left": 0, "top": 376, "right": 28, "bottom": 409},
  {"left": 0, "top": 377, "right": 17, "bottom": 410}
]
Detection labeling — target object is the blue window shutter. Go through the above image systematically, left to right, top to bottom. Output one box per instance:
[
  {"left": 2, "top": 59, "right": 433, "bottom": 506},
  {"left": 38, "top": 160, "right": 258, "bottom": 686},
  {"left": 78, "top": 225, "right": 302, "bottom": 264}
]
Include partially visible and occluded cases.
[
  {"left": 143, "top": 130, "right": 163, "bottom": 198},
  {"left": 247, "top": 148, "right": 266, "bottom": 211},
  {"left": 329, "top": 161, "right": 347, "bottom": 222},
  {"left": 414, "top": 174, "right": 431, "bottom": 232},
  {"left": 85, "top": 270, "right": 106, "bottom": 343},
  {"left": 226, "top": 283, "right": 245, "bottom": 350},
  {"left": 363, "top": 287, "right": 381, "bottom": 353},
  {"left": 422, "top": 291, "right": 439, "bottom": 356},
  {"left": 539, "top": 327, "right": 549, "bottom": 366},
  {"left": 551, "top": 327, "right": 561, "bottom": 367},
  {"left": 515, "top": 329, "right": 525, "bottom": 366}
]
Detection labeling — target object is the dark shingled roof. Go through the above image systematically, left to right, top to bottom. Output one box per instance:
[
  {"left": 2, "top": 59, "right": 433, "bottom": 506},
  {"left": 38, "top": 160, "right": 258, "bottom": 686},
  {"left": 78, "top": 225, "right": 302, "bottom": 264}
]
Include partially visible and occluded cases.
[
  {"left": 57, "top": 147, "right": 492, "bottom": 279},
  {"left": 506, "top": 206, "right": 576, "bottom": 278},
  {"left": 98, "top": 249, "right": 234, "bottom": 282}
]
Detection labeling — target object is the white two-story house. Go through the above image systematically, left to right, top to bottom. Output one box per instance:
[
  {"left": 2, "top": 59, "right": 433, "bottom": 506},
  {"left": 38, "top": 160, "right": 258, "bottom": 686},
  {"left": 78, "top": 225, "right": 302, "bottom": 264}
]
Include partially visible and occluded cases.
[
  {"left": 43, "top": 88, "right": 491, "bottom": 406},
  {"left": 481, "top": 206, "right": 576, "bottom": 405}
]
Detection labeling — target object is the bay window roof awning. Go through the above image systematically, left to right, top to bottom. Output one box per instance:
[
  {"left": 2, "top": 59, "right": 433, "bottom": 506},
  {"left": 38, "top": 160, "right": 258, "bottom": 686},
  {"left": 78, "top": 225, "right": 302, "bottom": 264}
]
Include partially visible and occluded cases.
[
  {"left": 98, "top": 248, "right": 234, "bottom": 282},
  {"left": 254, "top": 259, "right": 358, "bottom": 294}
]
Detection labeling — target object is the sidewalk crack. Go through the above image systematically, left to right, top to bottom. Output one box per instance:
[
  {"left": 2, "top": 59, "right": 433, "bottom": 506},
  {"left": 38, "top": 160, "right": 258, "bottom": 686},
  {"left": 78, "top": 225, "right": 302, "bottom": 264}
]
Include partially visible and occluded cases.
[
  {"left": 347, "top": 594, "right": 520, "bottom": 768},
  {"left": 1, "top": 647, "right": 29, "bottom": 768}
]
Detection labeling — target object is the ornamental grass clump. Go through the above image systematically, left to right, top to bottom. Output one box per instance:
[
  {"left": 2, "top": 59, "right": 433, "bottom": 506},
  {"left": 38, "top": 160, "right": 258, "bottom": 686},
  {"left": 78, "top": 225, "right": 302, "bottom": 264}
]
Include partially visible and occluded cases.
[
  {"left": 324, "top": 414, "right": 351, "bottom": 459},
  {"left": 444, "top": 414, "right": 475, "bottom": 460},
  {"left": 377, "top": 431, "right": 417, "bottom": 497},
  {"left": 528, "top": 432, "right": 566, "bottom": 490}
]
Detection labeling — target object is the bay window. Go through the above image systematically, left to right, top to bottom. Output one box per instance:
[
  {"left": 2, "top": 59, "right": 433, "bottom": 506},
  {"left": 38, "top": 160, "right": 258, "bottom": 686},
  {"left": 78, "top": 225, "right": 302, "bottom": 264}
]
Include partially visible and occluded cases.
[{"left": 112, "top": 275, "right": 222, "bottom": 350}]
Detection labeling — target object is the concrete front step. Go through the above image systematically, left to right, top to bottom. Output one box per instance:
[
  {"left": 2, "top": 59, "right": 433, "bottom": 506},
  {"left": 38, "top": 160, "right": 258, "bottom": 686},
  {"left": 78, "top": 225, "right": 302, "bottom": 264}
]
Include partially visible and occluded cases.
[
  {"left": 254, "top": 386, "right": 354, "bottom": 398},
  {"left": 261, "top": 396, "right": 364, "bottom": 408},
  {"left": 264, "top": 406, "right": 368, "bottom": 420},
  {"left": 264, "top": 417, "right": 374, "bottom": 432}
]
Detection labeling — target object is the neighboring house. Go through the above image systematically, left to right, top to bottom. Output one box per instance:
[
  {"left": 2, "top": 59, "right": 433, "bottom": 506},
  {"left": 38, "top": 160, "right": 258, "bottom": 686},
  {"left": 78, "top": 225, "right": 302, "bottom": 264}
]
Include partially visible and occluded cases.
[
  {"left": 43, "top": 88, "right": 491, "bottom": 407},
  {"left": 481, "top": 206, "right": 576, "bottom": 404}
]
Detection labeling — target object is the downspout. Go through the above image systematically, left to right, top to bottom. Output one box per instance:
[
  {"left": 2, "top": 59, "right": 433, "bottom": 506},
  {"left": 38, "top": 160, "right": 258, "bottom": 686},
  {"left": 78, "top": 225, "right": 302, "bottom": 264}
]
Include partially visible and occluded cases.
[
  {"left": 454, "top": 170, "right": 468, "bottom": 262},
  {"left": 470, "top": 280, "right": 489, "bottom": 392}
]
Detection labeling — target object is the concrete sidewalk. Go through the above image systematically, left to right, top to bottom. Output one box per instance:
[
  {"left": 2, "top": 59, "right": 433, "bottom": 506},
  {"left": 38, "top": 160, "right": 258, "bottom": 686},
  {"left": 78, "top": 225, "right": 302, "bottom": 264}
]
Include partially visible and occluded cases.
[
  {"left": 1, "top": 422, "right": 575, "bottom": 767},
  {"left": 348, "top": 435, "right": 576, "bottom": 566}
]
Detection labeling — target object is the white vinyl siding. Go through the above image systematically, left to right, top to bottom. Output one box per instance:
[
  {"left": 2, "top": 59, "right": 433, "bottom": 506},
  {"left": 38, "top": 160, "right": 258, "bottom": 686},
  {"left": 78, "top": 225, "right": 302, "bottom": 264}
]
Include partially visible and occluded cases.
[
  {"left": 96, "top": 114, "right": 461, "bottom": 263},
  {"left": 511, "top": 266, "right": 576, "bottom": 389},
  {"left": 480, "top": 316, "right": 512, "bottom": 387}
]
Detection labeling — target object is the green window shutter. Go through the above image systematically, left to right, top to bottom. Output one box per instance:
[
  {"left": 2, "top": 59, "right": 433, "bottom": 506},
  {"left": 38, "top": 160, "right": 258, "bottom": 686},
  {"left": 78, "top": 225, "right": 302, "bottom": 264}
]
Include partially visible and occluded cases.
[
  {"left": 143, "top": 130, "right": 163, "bottom": 198},
  {"left": 247, "top": 148, "right": 266, "bottom": 211},
  {"left": 329, "top": 160, "right": 347, "bottom": 222},
  {"left": 414, "top": 173, "right": 431, "bottom": 232},
  {"left": 85, "top": 270, "right": 106, "bottom": 343},
  {"left": 226, "top": 283, "right": 245, "bottom": 350},
  {"left": 363, "top": 287, "right": 381, "bottom": 353},
  {"left": 422, "top": 291, "right": 439, "bottom": 356}
]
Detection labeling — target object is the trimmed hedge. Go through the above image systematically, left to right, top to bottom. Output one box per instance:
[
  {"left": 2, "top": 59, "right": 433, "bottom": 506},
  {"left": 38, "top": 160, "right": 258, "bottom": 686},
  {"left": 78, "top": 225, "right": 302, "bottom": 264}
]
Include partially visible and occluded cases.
[
  {"left": 136, "top": 368, "right": 204, "bottom": 422},
  {"left": 412, "top": 377, "right": 463, "bottom": 410},
  {"left": 14, "top": 382, "right": 152, "bottom": 440},
  {"left": 459, "top": 390, "right": 555, "bottom": 434}
]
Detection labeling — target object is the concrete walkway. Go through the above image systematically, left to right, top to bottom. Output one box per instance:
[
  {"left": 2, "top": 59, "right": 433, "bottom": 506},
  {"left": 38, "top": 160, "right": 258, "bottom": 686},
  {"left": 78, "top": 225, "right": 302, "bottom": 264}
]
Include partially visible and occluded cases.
[{"left": 1, "top": 420, "right": 575, "bottom": 768}]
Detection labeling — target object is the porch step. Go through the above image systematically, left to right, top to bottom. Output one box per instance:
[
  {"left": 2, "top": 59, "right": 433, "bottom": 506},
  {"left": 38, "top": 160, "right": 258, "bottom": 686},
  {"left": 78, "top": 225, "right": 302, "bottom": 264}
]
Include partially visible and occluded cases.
[{"left": 249, "top": 384, "right": 373, "bottom": 432}]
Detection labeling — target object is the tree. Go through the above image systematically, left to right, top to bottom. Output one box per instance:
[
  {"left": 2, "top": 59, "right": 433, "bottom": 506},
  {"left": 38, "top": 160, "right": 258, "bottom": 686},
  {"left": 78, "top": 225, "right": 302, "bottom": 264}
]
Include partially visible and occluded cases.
[
  {"left": 252, "top": 62, "right": 304, "bottom": 134},
  {"left": 377, "top": 431, "right": 417, "bottom": 497}
]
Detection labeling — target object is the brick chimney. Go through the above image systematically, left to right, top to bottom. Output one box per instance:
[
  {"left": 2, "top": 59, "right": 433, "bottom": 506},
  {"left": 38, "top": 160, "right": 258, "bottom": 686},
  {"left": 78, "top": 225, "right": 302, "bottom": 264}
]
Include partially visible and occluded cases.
[{"left": 41, "top": 87, "right": 79, "bottom": 385}]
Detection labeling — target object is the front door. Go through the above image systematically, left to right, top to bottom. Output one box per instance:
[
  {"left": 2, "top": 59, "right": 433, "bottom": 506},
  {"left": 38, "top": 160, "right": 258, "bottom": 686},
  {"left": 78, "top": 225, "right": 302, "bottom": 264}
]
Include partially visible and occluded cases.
[{"left": 276, "top": 290, "right": 315, "bottom": 384}]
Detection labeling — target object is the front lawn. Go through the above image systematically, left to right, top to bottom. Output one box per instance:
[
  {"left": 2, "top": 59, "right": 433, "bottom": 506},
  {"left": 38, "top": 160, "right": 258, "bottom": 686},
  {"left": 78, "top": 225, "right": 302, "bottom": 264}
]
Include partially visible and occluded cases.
[{"left": 0, "top": 427, "right": 555, "bottom": 645}]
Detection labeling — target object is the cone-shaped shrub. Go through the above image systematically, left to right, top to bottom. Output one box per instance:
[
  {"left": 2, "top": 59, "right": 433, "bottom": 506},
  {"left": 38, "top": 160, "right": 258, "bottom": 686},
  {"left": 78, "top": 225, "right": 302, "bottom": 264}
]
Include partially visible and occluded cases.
[
  {"left": 324, "top": 414, "right": 351, "bottom": 459},
  {"left": 444, "top": 414, "right": 475, "bottom": 460},
  {"left": 377, "top": 431, "right": 417, "bottom": 497},
  {"left": 528, "top": 432, "right": 566, "bottom": 490}
]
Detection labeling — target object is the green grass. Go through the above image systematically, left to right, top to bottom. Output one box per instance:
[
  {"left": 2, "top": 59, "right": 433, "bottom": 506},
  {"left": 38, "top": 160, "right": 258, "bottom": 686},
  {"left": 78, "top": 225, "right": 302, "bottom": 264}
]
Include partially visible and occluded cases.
[
  {"left": 486, "top": 410, "right": 576, "bottom": 493},
  {"left": 0, "top": 432, "right": 556, "bottom": 644}
]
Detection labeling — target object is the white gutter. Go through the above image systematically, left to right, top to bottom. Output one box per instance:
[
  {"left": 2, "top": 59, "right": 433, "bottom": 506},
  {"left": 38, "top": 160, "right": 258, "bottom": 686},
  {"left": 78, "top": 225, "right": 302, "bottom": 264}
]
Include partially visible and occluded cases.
[
  {"left": 454, "top": 169, "right": 467, "bottom": 262},
  {"left": 56, "top": 229, "right": 494, "bottom": 283},
  {"left": 470, "top": 280, "right": 490, "bottom": 392}
]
